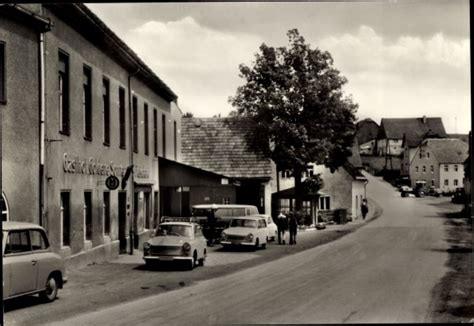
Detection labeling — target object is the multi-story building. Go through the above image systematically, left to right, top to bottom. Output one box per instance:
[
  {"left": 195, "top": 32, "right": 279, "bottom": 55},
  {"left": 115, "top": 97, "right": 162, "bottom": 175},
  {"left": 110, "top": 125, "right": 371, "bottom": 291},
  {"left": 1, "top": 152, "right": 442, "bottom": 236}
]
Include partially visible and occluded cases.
[
  {"left": 1, "top": 4, "right": 182, "bottom": 267},
  {"left": 409, "top": 138, "right": 468, "bottom": 192}
]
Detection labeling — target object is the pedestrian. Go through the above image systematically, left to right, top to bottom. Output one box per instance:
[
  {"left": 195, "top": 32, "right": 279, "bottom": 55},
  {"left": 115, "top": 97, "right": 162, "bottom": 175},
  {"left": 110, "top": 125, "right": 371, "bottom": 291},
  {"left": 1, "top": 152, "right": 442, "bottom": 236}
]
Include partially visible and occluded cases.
[
  {"left": 361, "top": 198, "right": 369, "bottom": 220},
  {"left": 206, "top": 204, "right": 218, "bottom": 246},
  {"left": 277, "top": 211, "right": 288, "bottom": 245},
  {"left": 289, "top": 214, "right": 298, "bottom": 245}
]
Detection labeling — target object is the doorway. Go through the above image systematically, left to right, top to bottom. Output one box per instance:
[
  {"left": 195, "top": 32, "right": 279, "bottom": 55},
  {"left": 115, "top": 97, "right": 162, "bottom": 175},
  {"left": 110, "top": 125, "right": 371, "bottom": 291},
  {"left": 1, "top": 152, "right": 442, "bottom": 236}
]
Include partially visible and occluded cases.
[{"left": 118, "top": 192, "right": 127, "bottom": 254}]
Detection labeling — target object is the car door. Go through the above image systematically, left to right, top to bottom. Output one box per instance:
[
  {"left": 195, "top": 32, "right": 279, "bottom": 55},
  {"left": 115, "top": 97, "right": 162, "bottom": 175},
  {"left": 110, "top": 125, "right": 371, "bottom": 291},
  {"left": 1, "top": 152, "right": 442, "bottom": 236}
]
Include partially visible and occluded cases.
[
  {"left": 4, "top": 229, "right": 38, "bottom": 296},
  {"left": 30, "top": 229, "right": 51, "bottom": 291}
]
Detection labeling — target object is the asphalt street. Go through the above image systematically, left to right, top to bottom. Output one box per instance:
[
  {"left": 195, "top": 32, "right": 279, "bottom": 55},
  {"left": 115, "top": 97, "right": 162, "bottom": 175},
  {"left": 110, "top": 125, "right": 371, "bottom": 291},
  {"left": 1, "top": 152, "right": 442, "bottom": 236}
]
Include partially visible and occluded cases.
[{"left": 51, "top": 172, "right": 454, "bottom": 325}]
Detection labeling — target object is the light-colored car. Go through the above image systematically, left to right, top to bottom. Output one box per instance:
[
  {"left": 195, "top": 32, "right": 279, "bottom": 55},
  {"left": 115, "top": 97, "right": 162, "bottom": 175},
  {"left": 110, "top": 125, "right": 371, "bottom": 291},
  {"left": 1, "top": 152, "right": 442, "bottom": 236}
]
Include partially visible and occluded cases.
[
  {"left": 258, "top": 214, "right": 277, "bottom": 241},
  {"left": 220, "top": 216, "right": 268, "bottom": 250},
  {"left": 143, "top": 219, "right": 207, "bottom": 270},
  {"left": 3, "top": 222, "right": 67, "bottom": 302}
]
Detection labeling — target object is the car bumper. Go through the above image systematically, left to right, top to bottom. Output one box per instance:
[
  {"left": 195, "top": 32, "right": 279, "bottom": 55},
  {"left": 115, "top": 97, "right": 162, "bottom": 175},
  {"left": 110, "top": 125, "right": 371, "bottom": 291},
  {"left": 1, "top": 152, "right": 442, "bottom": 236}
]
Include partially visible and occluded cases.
[
  {"left": 220, "top": 240, "right": 255, "bottom": 246},
  {"left": 143, "top": 255, "right": 192, "bottom": 262}
]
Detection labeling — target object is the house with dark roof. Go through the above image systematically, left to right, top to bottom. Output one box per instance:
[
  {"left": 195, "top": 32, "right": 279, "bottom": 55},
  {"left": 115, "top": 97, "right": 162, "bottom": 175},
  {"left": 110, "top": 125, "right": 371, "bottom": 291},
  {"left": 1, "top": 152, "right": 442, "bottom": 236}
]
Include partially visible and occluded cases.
[
  {"left": 181, "top": 117, "right": 274, "bottom": 214},
  {"left": 356, "top": 118, "right": 379, "bottom": 155},
  {"left": 408, "top": 138, "right": 468, "bottom": 192},
  {"left": 273, "top": 140, "right": 367, "bottom": 222}
]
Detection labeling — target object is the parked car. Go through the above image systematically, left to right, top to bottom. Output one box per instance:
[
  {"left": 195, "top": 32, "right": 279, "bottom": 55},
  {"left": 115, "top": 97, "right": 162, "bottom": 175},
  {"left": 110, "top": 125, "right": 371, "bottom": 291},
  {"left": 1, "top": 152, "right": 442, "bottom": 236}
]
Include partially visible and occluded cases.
[
  {"left": 427, "top": 186, "right": 442, "bottom": 197},
  {"left": 451, "top": 187, "right": 465, "bottom": 204},
  {"left": 191, "top": 204, "right": 259, "bottom": 242},
  {"left": 263, "top": 215, "right": 277, "bottom": 241},
  {"left": 220, "top": 216, "right": 268, "bottom": 250},
  {"left": 143, "top": 218, "right": 207, "bottom": 270},
  {"left": 3, "top": 222, "right": 67, "bottom": 302}
]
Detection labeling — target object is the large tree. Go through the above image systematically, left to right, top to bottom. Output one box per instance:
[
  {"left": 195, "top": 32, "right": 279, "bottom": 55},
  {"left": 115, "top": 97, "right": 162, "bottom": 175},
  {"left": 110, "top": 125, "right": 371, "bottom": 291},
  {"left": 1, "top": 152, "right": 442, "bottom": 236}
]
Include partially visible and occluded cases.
[{"left": 230, "top": 29, "right": 357, "bottom": 211}]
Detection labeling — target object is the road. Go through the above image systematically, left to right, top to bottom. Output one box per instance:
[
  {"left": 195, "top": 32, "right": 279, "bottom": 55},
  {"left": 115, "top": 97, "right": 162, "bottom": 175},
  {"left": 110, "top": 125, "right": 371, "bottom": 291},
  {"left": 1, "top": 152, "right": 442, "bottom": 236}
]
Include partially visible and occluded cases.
[{"left": 53, "top": 172, "right": 453, "bottom": 325}]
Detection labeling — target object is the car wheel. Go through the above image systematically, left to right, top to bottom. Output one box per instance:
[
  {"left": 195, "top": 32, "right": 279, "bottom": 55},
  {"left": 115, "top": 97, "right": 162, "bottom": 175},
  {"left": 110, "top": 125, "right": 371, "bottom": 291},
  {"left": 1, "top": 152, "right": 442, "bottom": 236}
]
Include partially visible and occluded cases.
[
  {"left": 188, "top": 251, "right": 197, "bottom": 270},
  {"left": 39, "top": 274, "right": 59, "bottom": 302}
]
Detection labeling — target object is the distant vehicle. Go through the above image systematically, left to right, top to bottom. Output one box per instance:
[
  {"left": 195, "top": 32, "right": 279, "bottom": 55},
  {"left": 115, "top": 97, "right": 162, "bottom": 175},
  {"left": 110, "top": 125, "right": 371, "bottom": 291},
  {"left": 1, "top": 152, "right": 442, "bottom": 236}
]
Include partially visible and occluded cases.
[
  {"left": 401, "top": 181, "right": 427, "bottom": 198},
  {"left": 427, "top": 187, "right": 442, "bottom": 197},
  {"left": 451, "top": 187, "right": 465, "bottom": 204},
  {"left": 191, "top": 204, "right": 259, "bottom": 242},
  {"left": 220, "top": 216, "right": 268, "bottom": 250},
  {"left": 143, "top": 218, "right": 207, "bottom": 270},
  {"left": 3, "top": 222, "right": 67, "bottom": 302}
]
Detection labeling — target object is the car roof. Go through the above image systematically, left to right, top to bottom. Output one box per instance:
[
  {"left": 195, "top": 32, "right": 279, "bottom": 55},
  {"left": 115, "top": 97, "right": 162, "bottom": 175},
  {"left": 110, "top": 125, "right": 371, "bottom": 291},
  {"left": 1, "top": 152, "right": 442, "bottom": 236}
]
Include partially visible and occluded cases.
[
  {"left": 192, "top": 204, "right": 257, "bottom": 209},
  {"left": 231, "top": 216, "right": 265, "bottom": 221},
  {"left": 2, "top": 221, "right": 45, "bottom": 231},
  {"left": 159, "top": 222, "right": 194, "bottom": 226}
]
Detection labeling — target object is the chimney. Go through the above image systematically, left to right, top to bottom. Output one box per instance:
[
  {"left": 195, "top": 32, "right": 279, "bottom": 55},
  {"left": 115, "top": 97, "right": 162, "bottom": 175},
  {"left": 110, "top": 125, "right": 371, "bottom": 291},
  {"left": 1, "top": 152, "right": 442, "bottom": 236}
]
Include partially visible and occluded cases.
[{"left": 422, "top": 115, "right": 427, "bottom": 124}]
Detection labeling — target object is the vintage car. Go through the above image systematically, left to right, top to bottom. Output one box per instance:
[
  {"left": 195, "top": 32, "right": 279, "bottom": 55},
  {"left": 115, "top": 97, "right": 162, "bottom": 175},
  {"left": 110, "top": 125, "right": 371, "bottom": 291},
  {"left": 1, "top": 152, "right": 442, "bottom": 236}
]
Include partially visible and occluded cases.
[
  {"left": 191, "top": 204, "right": 260, "bottom": 243},
  {"left": 258, "top": 214, "right": 277, "bottom": 241},
  {"left": 220, "top": 216, "right": 268, "bottom": 250},
  {"left": 143, "top": 218, "right": 207, "bottom": 270},
  {"left": 3, "top": 222, "right": 67, "bottom": 302}
]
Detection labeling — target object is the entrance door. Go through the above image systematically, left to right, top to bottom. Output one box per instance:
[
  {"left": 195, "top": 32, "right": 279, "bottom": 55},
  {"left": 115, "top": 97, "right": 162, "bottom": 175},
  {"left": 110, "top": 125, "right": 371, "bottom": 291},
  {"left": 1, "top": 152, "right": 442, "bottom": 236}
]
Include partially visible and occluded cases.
[{"left": 118, "top": 192, "right": 127, "bottom": 254}]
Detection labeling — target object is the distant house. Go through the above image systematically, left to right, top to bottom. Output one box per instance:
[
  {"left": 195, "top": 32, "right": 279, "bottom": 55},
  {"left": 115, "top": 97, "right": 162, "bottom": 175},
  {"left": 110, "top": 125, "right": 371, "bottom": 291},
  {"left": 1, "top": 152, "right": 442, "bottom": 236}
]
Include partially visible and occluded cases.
[
  {"left": 377, "top": 116, "right": 446, "bottom": 158},
  {"left": 181, "top": 117, "right": 274, "bottom": 214},
  {"left": 356, "top": 118, "right": 379, "bottom": 155},
  {"left": 408, "top": 138, "right": 469, "bottom": 192},
  {"left": 272, "top": 141, "right": 367, "bottom": 222}
]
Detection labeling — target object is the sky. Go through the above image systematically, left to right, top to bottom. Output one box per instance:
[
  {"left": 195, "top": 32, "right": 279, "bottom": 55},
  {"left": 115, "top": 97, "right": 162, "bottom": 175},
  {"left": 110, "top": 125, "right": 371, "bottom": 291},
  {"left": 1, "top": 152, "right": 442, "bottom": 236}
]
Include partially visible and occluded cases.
[{"left": 87, "top": 0, "right": 471, "bottom": 134}]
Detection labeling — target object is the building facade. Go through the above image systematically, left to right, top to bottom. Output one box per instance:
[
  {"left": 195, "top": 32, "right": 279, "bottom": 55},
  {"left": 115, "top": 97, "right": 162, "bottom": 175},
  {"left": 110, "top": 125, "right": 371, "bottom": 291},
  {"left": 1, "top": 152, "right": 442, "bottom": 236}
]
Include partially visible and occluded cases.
[
  {"left": 1, "top": 4, "right": 182, "bottom": 267},
  {"left": 408, "top": 138, "right": 468, "bottom": 192}
]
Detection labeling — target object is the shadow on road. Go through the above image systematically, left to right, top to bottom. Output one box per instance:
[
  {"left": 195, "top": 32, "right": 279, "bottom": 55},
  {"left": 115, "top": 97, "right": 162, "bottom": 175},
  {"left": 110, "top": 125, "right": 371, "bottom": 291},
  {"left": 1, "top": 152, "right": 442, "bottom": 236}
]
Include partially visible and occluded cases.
[{"left": 4, "top": 295, "right": 65, "bottom": 313}]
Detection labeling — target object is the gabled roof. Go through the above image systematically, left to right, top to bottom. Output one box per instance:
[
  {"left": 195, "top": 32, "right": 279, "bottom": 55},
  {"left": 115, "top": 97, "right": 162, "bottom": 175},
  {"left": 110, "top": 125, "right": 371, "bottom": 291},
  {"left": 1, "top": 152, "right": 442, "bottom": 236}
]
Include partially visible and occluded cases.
[
  {"left": 181, "top": 117, "right": 272, "bottom": 179},
  {"left": 378, "top": 117, "right": 447, "bottom": 147},
  {"left": 356, "top": 118, "right": 379, "bottom": 144},
  {"left": 423, "top": 138, "right": 469, "bottom": 164}
]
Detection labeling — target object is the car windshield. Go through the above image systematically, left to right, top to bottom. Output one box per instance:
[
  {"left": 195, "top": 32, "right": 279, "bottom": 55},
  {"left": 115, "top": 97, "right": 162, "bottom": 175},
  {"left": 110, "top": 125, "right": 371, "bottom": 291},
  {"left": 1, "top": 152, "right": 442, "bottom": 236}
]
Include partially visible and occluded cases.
[
  {"left": 230, "top": 219, "right": 257, "bottom": 228},
  {"left": 156, "top": 225, "right": 192, "bottom": 237}
]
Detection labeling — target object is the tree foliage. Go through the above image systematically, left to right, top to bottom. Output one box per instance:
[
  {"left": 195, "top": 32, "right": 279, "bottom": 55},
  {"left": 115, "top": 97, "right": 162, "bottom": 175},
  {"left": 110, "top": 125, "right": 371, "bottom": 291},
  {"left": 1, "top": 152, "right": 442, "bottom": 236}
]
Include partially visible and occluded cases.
[{"left": 230, "top": 29, "right": 357, "bottom": 210}]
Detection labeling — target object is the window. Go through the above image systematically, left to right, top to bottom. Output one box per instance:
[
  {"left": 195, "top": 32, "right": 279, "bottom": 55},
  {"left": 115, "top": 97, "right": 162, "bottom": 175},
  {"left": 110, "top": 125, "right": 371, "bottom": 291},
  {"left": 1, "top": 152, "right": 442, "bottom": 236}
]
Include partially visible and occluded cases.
[
  {"left": 0, "top": 42, "right": 5, "bottom": 103},
  {"left": 58, "top": 51, "right": 70, "bottom": 134},
  {"left": 83, "top": 65, "right": 92, "bottom": 140},
  {"left": 103, "top": 78, "right": 110, "bottom": 145},
  {"left": 119, "top": 87, "right": 126, "bottom": 149},
  {"left": 133, "top": 96, "right": 138, "bottom": 153},
  {"left": 144, "top": 103, "right": 149, "bottom": 155},
  {"left": 153, "top": 109, "right": 158, "bottom": 157},
  {"left": 162, "top": 114, "right": 166, "bottom": 158},
  {"left": 174, "top": 120, "right": 177, "bottom": 160},
  {"left": 427, "top": 152, "right": 430, "bottom": 158},
  {"left": 430, "top": 165, "right": 434, "bottom": 173},
  {"left": 444, "top": 165, "right": 449, "bottom": 172},
  {"left": 454, "top": 165, "right": 458, "bottom": 172},
  {"left": 415, "top": 166, "right": 419, "bottom": 173},
  {"left": 422, "top": 166, "right": 426, "bottom": 173},
  {"left": 431, "top": 179, "right": 435, "bottom": 186},
  {"left": 444, "top": 179, "right": 449, "bottom": 186},
  {"left": 454, "top": 179, "right": 458, "bottom": 186},
  {"left": 60, "top": 191, "right": 70, "bottom": 246},
  {"left": 1, "top": 192, "right": 9, "bottom": 221},
  {"left": 84, "top": 192, "right": 92, "bottom": 241},
  {"left": 103, "top": 192, "right": 110, "bottom": 236},
  {"left": 144, "top": 192, "right": 150, "bottom": 229},
  {"left": 223, "top": 196, "right": 231, "bottom": 205},
  {"left": 319, "top": 196, "right": 331, "bottom": 210},
  {"left": 279, "top": 198, "right": 290, "bottom": 213},
  {"left": 302, "top": 200, "right": 311, "bottom": 216},
  {"left": 31, "top": 230, "right": 48, "bottom": 251},
  {"left": 5, "top": 231, "right": 30, "bottom": 255}
]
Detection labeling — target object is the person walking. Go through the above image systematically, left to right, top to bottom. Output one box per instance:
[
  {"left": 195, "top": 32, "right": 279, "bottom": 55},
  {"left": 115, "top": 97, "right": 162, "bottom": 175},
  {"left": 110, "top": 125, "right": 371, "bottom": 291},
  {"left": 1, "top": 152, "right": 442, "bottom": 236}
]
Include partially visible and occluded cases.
[
  {"left": 361, "top": 198, "right": 369, "bottom": 220},
  {"left": 277, "top": 211, "right": 288, "bottom": 245},
  {"left": 289, "top": 214, "right": 298, "bottom": 245}
]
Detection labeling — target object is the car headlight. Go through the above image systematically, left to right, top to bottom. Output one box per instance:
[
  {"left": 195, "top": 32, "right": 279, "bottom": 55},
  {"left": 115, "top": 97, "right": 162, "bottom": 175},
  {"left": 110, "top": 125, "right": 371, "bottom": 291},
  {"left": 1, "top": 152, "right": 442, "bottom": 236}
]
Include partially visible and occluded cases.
[
  {"left": 221, "top": 232, "right": 227, "bottom": 241},
  {"left": 246, "top": 233, "right": 254, "bottom": 241},
  {"left": 143, "top": 242, "right": 151, "bottom": 250},
  {"left": 182, "top": 242, "right": 191, "bottom": 252}
]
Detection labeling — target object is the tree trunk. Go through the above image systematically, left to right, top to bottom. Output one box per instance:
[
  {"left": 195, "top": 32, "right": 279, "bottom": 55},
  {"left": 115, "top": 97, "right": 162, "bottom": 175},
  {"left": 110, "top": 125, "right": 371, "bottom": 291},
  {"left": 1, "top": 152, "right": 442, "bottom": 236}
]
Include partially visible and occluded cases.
[{"left": 294, "top": 168, "right": 303, "bottom": 212}]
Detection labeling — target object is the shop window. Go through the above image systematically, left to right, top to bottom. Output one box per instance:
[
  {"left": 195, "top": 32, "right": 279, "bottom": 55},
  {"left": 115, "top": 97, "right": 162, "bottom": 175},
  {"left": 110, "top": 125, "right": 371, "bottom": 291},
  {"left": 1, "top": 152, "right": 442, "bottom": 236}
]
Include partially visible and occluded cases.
[
  {"left": 0, "top": 42, "right": 5, "bottom": 103},
  {"left": 58, "top": 50, "right": 70, "bottom": 134},
  {"left": 83, "top": 65, "right": 92, "bottom": 140},
  {"left": 102, "top": 78, "right": 110, "bottom": 145},
  {"left": 119, "top": 87, "right": 126, "bottom": 149},
  {"left": 133, "top": 96, "right": 138, "bottom": 153},
  {"left": 144, "top": 103, "right": 149, "bottom": 155},
  {"left": 153, "top": 109, "right": 158, "bottom": 157},
  {"left": 162, "top": 114, "right": 166, "bottom": 158},
  {"left": 60, "top": 191, "right": 70, "bottom": 246},
  {"left": 1, "top": 192, "right": 9, "bottom": 221},
  {"left": 84, "top": 192, "right": 92, "bottom": 241},
  {"left": 103, "top": 192, "right": 110, "bottom": 236},
  {"left": 223, "top": 196, "right": 231, "bottom": 205},
  {"left": 279, "top": 198, "right": 290, "bottom": 213},
  {"left": 302, "top": 200, "right": 311, "bottom": 216}
]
